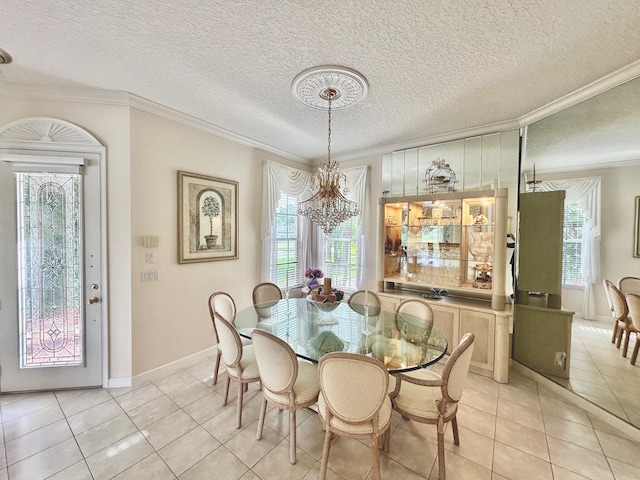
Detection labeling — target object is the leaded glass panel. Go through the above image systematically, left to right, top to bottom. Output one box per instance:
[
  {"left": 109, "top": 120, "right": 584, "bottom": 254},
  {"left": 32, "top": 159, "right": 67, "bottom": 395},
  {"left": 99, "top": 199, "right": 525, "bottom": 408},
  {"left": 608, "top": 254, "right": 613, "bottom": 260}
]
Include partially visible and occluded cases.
[{"left": 16, "top": 173, "right": 83, "bottom": 367}]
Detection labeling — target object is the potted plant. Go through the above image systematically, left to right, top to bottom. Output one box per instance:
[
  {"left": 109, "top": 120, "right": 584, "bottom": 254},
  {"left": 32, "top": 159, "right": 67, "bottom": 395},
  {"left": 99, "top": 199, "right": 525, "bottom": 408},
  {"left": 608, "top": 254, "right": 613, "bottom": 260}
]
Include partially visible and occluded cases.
[{"left": 202, "top": 196, "right": 220, "bottom": 248}]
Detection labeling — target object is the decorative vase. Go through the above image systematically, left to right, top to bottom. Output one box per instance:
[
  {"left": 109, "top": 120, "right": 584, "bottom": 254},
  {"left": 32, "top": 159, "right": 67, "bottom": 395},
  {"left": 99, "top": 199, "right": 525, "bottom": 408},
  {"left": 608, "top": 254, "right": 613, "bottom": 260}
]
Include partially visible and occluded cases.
[
  {"left": 469, "top": 232, "right": 494, "bottom": 262},
  {"left": 308, "top": 277, "right": 320, "bottom": 289}
]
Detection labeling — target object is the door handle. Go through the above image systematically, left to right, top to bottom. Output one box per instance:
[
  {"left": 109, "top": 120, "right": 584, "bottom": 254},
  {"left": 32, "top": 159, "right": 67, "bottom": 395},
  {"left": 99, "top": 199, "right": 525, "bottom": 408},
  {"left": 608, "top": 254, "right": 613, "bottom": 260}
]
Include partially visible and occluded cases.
[{"left": 88, "top": 297, "right": 100, "bottom": 305}]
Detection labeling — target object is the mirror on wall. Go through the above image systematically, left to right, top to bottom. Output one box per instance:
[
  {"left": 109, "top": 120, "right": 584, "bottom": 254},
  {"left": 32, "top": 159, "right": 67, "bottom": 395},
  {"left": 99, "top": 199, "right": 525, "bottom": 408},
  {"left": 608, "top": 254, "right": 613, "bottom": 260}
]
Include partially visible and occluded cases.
[{"left": 518, "top": 75, "right": 640, "bottom": 428}]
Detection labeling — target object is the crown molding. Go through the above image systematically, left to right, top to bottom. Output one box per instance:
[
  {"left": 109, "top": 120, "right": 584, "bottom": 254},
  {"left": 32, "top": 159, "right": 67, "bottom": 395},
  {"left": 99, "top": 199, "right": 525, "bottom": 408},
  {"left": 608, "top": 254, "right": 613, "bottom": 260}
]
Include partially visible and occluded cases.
[
  {"left": 517, "top": 59, "right": 640, "bottom": 127},
  {"left": 0, "top": 82, "right": 130, "bottom": 105},
  {"left": 0, "top": 82, "right": 305, "bottom": 162},
  {"left": 128, "top": 94, "right": 306, "bottom": 162},
  {"left": 331, "top": 117, "right": 521, "bottom": 163}
]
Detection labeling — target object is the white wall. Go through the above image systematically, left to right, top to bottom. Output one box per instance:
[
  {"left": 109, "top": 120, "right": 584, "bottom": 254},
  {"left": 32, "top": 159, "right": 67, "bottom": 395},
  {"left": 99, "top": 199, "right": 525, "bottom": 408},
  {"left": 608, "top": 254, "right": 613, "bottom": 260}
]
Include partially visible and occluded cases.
[{"left": 129, "top": 108, "right": 297, "bottom": 374}]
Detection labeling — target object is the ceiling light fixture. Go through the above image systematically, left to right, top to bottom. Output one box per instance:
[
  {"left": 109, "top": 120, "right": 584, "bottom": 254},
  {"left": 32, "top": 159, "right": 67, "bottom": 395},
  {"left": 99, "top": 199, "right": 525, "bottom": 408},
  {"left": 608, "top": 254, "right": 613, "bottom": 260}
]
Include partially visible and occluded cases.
[
  {"left": 0, "top": 48, "right": 12, "bottom": 64},
  {"left": 292, "top": 66, "right": 368, "bottom": 233}
]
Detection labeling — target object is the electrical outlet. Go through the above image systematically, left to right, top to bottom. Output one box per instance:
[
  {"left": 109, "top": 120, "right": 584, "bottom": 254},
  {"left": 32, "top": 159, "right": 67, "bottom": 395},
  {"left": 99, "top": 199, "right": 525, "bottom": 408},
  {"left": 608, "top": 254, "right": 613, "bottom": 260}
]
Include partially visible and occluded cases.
[
  {"left": 146, "top": 251, "right": 156, "bottom": 263},
  {"left": 141, "top": 270, "right": 159, "bottom": 282}
]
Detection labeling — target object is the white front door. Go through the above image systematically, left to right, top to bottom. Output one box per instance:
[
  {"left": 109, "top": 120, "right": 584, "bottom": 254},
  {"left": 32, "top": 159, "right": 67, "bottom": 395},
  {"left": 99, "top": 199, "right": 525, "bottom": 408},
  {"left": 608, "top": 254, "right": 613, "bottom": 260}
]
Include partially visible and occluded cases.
[{"left": 0, "top": 120, "right": 105, "bottom": 392}]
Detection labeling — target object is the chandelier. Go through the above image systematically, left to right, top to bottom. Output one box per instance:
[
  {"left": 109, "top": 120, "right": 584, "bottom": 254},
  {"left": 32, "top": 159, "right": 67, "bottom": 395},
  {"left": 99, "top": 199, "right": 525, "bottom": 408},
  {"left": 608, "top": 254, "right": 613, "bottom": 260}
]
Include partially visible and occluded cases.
[{"left": 292, "top": 66, "right": 368, "bottom": 234}]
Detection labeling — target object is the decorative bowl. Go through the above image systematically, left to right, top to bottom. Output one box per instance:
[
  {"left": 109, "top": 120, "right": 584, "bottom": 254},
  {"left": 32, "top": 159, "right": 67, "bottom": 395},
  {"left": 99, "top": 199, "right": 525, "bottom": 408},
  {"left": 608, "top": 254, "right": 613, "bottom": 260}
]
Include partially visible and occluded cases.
[{"left": 306, "top": 295, "right": 341, "bottom": 313}]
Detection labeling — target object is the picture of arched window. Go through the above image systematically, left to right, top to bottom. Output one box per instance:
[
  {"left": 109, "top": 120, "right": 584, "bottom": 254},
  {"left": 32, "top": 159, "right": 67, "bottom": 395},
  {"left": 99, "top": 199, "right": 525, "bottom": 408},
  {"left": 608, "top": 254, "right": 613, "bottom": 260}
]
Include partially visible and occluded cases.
[{"left": 198, "top": 189, "right": 224, "bottom": 249}]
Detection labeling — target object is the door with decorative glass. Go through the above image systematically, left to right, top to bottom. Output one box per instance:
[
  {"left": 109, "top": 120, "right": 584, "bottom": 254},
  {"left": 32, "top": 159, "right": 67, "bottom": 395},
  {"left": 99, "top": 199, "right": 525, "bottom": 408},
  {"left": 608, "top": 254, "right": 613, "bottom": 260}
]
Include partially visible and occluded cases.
[{"left": 0, "top": 118, "right": 104, "bottom": 392}]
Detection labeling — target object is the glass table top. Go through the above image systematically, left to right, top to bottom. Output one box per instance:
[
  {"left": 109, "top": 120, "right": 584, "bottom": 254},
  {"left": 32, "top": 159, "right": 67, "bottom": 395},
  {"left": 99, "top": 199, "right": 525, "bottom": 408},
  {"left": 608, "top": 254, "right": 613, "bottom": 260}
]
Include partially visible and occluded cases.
[{"left": 233, "top": 297, "right": 448, "bottom": 373}]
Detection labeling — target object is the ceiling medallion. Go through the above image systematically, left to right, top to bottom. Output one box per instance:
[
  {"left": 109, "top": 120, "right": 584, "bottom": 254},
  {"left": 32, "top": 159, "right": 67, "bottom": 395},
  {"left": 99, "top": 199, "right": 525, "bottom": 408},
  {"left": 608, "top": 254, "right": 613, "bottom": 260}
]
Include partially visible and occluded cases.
[{"left": 291, "top": 66, "right": 368, "bottom": 110}]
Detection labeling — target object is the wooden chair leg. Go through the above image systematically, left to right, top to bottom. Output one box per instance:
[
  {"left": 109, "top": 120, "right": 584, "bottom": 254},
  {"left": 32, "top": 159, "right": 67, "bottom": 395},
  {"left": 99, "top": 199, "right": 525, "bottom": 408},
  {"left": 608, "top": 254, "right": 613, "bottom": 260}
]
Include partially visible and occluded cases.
[
  {"left": 612, "top": 322, "right": 618, "bottom": 344},
  {"left": 617, "top": 328, "right": 624, "bottom": 349},
  {"left": 623, "top": 330, "right": 631, "bottom": 357},
  {"left": 632, "top": 338, "right": 640, "bottom": 366},
  {"left": 213, "top": 349, "right": 222, "bottom": 385},
  {"left": 223, "top": 376, "right": 231, "bottom": 406},
  {"left": 236, "top": 381, "right": 244, "bottom": 429},
  {"left": 256, "top": 397, "right": 267, "bottom": 440},
  {"left": 289, "top": 409, "right": 297, "bottom": 464},
  {"left": 451, "top": 416, "right": 460, "bottom": 445},
  {"left": 319, "top": 428, "right": 332, "bottom": 480},
  {"left": 437, "top": 430, "right": 446, "bottom": 480},
  {"left": 371, "top": 436, "right": 382, "bottom": 480}
]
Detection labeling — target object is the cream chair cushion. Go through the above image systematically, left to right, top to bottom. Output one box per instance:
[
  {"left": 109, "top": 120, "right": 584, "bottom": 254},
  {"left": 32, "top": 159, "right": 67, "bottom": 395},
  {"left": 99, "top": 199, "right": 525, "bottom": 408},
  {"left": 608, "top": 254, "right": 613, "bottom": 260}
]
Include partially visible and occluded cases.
[
  {"left": 263, "top": 361, "right": 319, "bottom": 406},
  {"left": 392, "top": 369, "right": 457, "bottom": 419},
  {"left": 317, "top": 391, "right": 392, "bottom": 435}
]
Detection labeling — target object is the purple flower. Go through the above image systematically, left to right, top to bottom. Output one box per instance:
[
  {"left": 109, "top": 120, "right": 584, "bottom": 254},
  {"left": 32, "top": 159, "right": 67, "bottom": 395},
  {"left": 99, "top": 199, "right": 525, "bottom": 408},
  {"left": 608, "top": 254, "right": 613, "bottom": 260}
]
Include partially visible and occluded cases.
[{"left": 304, "top": 268, "right": 324, "bottom": 279}]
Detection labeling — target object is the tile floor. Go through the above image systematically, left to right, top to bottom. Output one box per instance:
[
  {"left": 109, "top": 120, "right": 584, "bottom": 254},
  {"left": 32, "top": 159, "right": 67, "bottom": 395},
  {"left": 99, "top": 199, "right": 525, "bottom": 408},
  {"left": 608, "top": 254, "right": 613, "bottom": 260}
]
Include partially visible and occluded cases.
[
  {"left": 550, "top": 316, "right": 640, "bottom": 429},
  {"left": 2, "top": 350, "right": 640, "bottom": 479}
]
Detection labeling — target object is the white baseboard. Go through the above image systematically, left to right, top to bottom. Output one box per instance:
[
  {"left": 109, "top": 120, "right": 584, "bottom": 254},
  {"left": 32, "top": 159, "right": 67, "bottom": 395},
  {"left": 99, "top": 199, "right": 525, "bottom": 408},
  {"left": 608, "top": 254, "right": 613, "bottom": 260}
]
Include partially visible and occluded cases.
[
  {"left": 132, "top": 346, "right": 218, "bottom": 386},
  {"left": 107, "top": 377, "right": 132, "bottom": 388}
]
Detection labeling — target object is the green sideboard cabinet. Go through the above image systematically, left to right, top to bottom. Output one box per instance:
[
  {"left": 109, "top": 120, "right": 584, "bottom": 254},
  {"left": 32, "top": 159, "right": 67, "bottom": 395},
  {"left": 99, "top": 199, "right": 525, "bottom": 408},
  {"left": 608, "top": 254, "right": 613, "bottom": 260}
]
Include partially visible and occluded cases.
[{"left": 514, "top": 191, "right": 573, "bottom": 378}]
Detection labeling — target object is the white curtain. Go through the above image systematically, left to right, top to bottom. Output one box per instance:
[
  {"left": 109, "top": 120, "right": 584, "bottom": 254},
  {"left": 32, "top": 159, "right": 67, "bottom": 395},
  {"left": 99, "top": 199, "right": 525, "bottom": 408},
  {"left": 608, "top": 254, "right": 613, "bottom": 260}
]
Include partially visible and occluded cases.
[
  {"left": 261, "top": 160, "right": 369, "bottom": 289},
  {"left": 260, "top": 161, "right": 313, "bottom": 282},
  {"left": 342, "top": 165, "right": 369, "bottom": 289},
  {"left": 533, "top": 177, "right": 602, "bottom": 319}
]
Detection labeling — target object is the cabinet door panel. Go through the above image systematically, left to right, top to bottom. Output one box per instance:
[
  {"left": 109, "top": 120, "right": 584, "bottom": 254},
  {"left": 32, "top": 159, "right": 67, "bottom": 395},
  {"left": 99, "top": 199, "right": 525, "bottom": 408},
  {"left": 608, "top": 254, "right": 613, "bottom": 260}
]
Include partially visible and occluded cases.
[
  {"left": 378, "top": 294, "right": 400, "bottom": 313},
  {"left": 431, "top": 305, "right": 459, "bottom": 354},
  {"left": 459, "top": 309, "right": 495, "bottom": 370}
]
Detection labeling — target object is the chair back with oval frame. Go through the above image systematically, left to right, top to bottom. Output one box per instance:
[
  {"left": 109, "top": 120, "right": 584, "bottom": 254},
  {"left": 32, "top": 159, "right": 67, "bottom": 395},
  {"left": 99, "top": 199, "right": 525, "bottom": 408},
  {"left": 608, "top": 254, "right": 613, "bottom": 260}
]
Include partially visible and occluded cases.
[{"left": 318, "top": 352, "right": 391, "bottom": 480}]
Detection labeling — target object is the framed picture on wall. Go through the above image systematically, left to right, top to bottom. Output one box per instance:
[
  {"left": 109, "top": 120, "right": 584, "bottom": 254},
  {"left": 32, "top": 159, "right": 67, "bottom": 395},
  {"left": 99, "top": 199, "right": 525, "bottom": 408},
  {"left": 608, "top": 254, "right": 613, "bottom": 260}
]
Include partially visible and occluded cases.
[{"left": 178, "top": 171, "right": 238, "bottom": 263}]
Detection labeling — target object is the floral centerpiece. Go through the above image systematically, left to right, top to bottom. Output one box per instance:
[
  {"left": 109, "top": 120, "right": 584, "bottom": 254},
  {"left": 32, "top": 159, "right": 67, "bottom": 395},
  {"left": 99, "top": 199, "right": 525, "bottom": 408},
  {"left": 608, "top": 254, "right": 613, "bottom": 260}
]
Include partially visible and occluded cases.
[{"left": 305, "top": 267, "right": 324, "bottom": 289}]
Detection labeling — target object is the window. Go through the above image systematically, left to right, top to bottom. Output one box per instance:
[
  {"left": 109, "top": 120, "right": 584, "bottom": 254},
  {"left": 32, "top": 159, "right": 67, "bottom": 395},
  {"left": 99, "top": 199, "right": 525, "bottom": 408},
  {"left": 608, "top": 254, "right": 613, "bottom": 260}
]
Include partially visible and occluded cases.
[
  {"left": 271, "top": 192, "right": 301, "bottom": 289},
  {"left": 562, "top": 201, "right": 585, "bottom": 287},
  {"left": 324, "top": 216, "right": 359, "bottom": 290}
]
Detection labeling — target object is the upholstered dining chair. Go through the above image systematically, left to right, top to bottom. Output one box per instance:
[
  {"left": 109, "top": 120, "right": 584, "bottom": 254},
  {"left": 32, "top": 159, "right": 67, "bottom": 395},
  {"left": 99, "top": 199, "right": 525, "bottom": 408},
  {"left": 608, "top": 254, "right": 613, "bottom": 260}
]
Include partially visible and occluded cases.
[
  {"left": 619, "top": 276, "right": 640, "bottom": 295},
  {"left": 602, "top": 279, "right": 618, "bottom": 343},
  {"left": 252, "top": 282, "right": 283, "bottom": 305},
  {"left": 608, "top": 282, "right": 635, "bottom": 356},
  {"left": 347, "top": 290, "right": 381, "bottom": 313},
  {"left": 208, "top": 291, "right": 252, "bottom": 385},
  {"left": 625, "top": 294, "right": 640, "bottom": 366},
  {"left": 396, "top": 298, "right": 434, "bottom": 337},
  {"left": 213, "top": 312, "right": 261, "bottom": 429},
  {"left": 252, "top": 329, "right": 320, "bottom": 464},
  {"left": 389, "top": 333, "right": 475, "bottom": 480},
  {"left": 318, "top": 352, "right": 391, "bottom": 480}
]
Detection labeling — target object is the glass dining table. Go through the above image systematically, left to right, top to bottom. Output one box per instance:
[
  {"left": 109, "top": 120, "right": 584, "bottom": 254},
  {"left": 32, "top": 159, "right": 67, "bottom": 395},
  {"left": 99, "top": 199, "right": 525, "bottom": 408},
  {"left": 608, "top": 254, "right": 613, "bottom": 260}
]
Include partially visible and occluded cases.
[{"left": 233, "top": 297, "right": 448, "bottom": 373}]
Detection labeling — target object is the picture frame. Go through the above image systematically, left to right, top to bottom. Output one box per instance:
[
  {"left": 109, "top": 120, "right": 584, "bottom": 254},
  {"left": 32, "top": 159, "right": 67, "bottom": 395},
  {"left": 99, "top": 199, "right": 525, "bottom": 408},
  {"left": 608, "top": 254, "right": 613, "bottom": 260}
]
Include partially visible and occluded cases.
[
  {"left": 178, "top": 171, "right": 238, "bottom": 263},
  {"left": 635, "top": 196, "right": 640, "bottom": 258}
]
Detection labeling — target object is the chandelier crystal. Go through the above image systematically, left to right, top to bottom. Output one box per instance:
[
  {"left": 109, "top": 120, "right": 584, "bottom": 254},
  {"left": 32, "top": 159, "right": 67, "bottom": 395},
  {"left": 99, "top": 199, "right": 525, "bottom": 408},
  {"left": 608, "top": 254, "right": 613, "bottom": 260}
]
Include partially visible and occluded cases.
[{"left": 293, "top": 66, "right": 367, "bottom": 234}]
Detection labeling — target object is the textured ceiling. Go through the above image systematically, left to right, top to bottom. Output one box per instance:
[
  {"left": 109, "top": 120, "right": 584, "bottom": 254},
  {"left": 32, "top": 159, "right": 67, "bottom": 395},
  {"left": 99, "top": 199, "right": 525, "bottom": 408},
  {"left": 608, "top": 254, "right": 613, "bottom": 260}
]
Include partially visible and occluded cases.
[{"left": 1, "top": 0, "right": 640, "bottom": 164}]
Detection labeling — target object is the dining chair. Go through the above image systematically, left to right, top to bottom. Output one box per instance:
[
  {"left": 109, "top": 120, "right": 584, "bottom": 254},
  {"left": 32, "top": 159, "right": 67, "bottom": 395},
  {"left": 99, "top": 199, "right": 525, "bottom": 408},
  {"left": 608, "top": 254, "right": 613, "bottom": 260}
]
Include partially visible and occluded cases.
[
  {"left": 618, "top": 276, "right": 640, "bottom": 295},
  {"left": 602, "top": 279, "right": 617, "bottom": 343},
  {"left": 252, "top": 282, "right": 283, "bottom": 304},
  {"left": 608, "top": 282, "right": 635, "bottom": 356},
  {"left": 347, "top": 290, "right": 381, "bottom": 313},
  {"left": 208, "top": 291, "right": 252, "bottom": 385},
  {"left": 625, "top": 294, "right": 640, "bottom": 366},
  {"left": 396, "top": 298, "right": 434, "bottom": 336},
  {"left": 213, "top": 312, "right": 261, "bottom": 429},
  {"left": 252, "top": 329, "right": 320, "bottom": 464},
  {"left": 389, "top": 333, "right": 475, "bottom": 480},
  {"left": 318, "top": 352, "right": 391, "bottom": 480}
]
